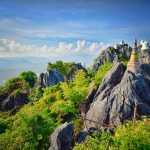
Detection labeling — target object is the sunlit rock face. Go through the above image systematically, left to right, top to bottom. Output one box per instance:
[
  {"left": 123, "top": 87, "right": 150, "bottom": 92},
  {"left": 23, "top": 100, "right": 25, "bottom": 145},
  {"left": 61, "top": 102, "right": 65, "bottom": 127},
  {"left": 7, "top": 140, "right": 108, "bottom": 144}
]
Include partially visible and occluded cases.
[{"left": 84, "top": 63, "right": 150, "bottom": 130}]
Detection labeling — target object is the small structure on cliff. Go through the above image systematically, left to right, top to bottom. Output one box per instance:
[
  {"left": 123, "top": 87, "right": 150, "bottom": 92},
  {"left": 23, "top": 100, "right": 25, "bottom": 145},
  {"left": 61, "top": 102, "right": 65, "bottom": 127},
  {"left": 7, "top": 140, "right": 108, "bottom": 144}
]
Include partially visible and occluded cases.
[
  {"left": 127, "top": 40, "right": 140, "bottom": 73},
  {"left": 140, "top": 40, "right": 150, "bottom": 64},
  {"left": 140, "top": 40, "right": 150, "bottom": 51}
]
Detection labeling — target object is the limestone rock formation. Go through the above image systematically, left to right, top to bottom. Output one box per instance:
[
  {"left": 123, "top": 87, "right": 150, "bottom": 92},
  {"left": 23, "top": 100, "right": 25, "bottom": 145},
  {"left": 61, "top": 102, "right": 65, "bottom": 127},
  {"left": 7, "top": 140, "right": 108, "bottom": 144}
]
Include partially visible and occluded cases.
[
  {"left": 93, "top": 43, "right": 132, "bottom": 71},
  {"left": 39, "top": 63, "right": 86, "bottom": 87},
  {"left": 66, "top": 63, "right": 87, "bottom": 81},
  {"left": 84, "top": 63, "right": 150, "bottom": 130},
  {"left": 39, "top": 69, "right": 64, "bottom": 87},
  {"left": 0, "top": 90, "right": 28, "bottom": 111},
  {"left": 49, "top": 122, "right": 73, "bottom": 150}
]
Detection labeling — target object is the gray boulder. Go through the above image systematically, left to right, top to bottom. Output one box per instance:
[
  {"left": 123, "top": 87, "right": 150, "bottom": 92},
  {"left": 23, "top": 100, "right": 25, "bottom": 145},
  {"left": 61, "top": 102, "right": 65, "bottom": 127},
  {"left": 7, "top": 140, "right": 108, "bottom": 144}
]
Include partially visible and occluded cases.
[
  {"left": 85, "top": 63, "right": 150, "bottom": 130},
  {"left": 49, "top": 123, "right": 73, "bottom": 150}
]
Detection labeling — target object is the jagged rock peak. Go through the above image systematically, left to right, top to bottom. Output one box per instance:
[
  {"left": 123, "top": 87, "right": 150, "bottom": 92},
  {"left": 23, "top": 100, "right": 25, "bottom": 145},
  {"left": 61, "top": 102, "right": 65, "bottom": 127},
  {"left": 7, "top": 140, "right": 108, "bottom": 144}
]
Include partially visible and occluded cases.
[{"left": 92, "top": 42, "right": 132, "bottom": 71}]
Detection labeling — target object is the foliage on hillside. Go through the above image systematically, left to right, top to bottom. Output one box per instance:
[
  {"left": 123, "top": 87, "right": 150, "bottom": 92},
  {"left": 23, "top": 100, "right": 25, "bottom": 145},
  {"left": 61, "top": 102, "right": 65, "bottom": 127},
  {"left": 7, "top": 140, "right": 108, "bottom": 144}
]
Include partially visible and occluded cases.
[
  {"left": 0, "top": 60, "right": 149, "bottom": 150},
  {"left": 47, "top": 60, "right": 76, "bottom": 75},
  {"left": 94, "top": 62, "right": 113, "bottom": 86},
  {"left": 0, "top": 69, "right": 90, "bottom": 149},
  {"left": 0, "top": 71, "right": 37, "bottom": 98},
  {"left": 19, "top": 71, "right": 37, "bottom": 88},
  {"left": 0, "top": 77, "right": 29, "bottom": 103},
  {"left": 74, "top": 118, "right": 150, "bottom": 150}
]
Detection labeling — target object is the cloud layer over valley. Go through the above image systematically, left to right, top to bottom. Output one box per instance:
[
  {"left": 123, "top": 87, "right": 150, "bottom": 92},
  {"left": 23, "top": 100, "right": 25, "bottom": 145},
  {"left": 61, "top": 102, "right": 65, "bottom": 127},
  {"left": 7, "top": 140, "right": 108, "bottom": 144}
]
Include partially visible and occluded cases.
[{"left": 0, "top": 38, "right": 110, "bottom": 65}]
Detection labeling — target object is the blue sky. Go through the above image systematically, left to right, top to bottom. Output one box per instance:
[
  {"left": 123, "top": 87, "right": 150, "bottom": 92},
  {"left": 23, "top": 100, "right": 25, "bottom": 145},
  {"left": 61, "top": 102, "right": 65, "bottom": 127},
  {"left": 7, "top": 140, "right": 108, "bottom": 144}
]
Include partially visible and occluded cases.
[{"left": 0, "top": 0, "right": 150, "bottom": 63}]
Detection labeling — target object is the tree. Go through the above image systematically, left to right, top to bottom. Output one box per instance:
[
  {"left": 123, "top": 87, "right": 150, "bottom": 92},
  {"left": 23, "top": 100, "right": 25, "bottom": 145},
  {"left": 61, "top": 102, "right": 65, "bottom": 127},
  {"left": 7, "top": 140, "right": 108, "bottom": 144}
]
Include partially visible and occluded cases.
[{"left": 19, "top": 71, "right": 37, "bottom": 88}]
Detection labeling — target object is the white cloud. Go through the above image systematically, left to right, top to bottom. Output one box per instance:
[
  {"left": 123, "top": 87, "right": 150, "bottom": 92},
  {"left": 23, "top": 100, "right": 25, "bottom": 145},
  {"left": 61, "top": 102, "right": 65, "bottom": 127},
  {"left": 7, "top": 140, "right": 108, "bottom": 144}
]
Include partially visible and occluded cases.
[{"left": 0, "top": 38, "right": 109, "bottom": 65}]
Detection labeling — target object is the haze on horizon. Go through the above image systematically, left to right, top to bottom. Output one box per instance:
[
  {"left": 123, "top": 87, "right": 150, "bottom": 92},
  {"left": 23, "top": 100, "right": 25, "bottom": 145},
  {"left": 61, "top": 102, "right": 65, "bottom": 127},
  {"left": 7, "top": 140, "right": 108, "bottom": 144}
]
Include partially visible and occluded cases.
[{"left": 0, "top": 0, "right": 150, "bottom": 84}]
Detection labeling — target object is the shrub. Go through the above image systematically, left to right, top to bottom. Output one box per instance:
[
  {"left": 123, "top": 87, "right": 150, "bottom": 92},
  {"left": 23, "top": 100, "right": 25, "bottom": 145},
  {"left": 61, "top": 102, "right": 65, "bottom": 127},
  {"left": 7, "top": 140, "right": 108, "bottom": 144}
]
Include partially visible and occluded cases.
[
  {"left": 94, "top": 62, "right": 113, "bottom": 86},
  {"left": 19, "top": 71, "right": 37, "bottom": 88},
  {"left": 29, "top": 87, "right": 43, "bottom": 102},
  {"left": 74, "top": 118, "right": 150, "bottom": 150}
]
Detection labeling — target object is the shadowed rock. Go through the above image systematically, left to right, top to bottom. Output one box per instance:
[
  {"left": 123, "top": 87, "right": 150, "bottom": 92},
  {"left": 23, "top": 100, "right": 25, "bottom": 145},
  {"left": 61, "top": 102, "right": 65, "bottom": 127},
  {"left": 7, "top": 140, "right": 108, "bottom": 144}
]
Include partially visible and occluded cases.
[
  {"left": 39, "top": 69, "right": 64, "bottom": 87},
  {"left": 0, "top": 90, "right": 28, "bottom": 111},
  {"left": 49, "top": 123, "right": 73, "bottom": 150}
]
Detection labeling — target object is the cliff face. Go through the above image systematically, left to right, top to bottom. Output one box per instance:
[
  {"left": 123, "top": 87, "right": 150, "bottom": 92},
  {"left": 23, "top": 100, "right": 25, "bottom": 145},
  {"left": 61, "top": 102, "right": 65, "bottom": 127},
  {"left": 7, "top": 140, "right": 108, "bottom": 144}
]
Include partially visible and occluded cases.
[{"left": 84, "top": 62, "right": 150, "bottom": 130}]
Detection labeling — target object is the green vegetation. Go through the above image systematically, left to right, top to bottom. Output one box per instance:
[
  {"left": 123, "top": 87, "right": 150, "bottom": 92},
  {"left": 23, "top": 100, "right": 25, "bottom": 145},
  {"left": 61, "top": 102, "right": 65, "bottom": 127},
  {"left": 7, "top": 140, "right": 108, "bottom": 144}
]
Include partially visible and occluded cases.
[
  {"left": 0, "top": 59, "right": 149, "bottom": 150},
  {"left": 47, "top": 60, "right": 74, "bottom": 75},
  {"left": 47, "top": 60, "right": 85, "bottom": 79},
  {"left": 94, "top": 62, "right": 113, "bottom": 86},
  {"left": 0, "top": 69, "right": 90, "bottom": 149},
  {"left": 19, "top": 71, "right": 37, "bottom": 88},
  {"left": 0, "top": 77, "right": 29, "bottom": 101},
  {"left": 29, "top": 87, "right": 43, "bottom": 102},
  {"left": 74, "top": 118, "right": 150, "bottom": 150}
]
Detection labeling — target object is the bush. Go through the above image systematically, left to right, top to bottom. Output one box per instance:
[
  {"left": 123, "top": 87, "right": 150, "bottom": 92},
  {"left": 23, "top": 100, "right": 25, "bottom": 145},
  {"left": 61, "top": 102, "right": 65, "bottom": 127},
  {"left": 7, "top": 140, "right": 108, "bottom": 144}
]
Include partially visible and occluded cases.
[
  {"left": 94, "top": 62, "right": 113, "bottom": 86},
  {"left": 19, "top": 71, "right": 37, "bottom": 88},
  {"left": 29, "top": 87, "right": 43, "bottom": 102},
  {"left": 0, "top": 108, "right": 56, "bottom": 150},
  {"left": 74, "top": 118, "right": 150, "bottom": 150}
]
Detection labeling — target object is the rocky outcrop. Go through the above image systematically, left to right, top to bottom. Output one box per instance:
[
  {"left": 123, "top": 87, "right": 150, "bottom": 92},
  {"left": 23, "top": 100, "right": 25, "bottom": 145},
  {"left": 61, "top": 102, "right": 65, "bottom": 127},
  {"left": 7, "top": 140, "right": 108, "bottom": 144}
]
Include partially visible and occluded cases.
[
  {"left": 93, "top": 43, "right": 132, "bottom": 71},
  {"left": 39, "top": 63, "right": 86, "bottom": 87},
  {"left": 66, "top": 63, "right": 87, "bottom": 81},
  {"left": 84, "top": 63, "right": 150, "bottom": 130},
  {"left": 39, "top": 69, "right": 64, "bottom": 87},
  {"left": 0, "top": 90, "right": 28, "bottom": 111},
  {"left": 49, "top": 123, "right": 73, "bottom": 150}
]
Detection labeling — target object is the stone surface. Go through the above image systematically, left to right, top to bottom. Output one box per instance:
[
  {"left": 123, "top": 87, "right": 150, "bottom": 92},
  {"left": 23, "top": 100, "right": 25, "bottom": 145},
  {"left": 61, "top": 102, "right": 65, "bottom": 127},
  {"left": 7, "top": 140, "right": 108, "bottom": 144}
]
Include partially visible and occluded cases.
[
  {"left": 93, "top": 44, "right": 131, "bottom": 71},
  {"left": 39, "top": 63, "right": 86, "bottom": 87},
  {"left": 85, "top": 63, "right": 150, "bottom": 130},
  {"left": 39, "top": 69, "right": 64, "bottom": 87},
  {"left": 79, "top": 83, "right": 98, "bottom": 117},
  {"left": 0, "top": 90, "right": 28, "bottom": 111},
  {"left": 49, "top": 122, "right": 73, "bottom": 150},
  {"left": 75, "top": 131, "right": 88, "bottom": 144}
]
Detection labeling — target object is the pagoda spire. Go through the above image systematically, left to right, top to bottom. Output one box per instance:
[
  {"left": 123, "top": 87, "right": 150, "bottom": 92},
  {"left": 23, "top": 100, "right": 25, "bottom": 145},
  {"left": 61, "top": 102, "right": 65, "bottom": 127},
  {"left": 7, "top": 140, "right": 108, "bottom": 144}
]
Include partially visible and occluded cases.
[{"left": 127, "top": 40, "right": 139, "bottom": 73}]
